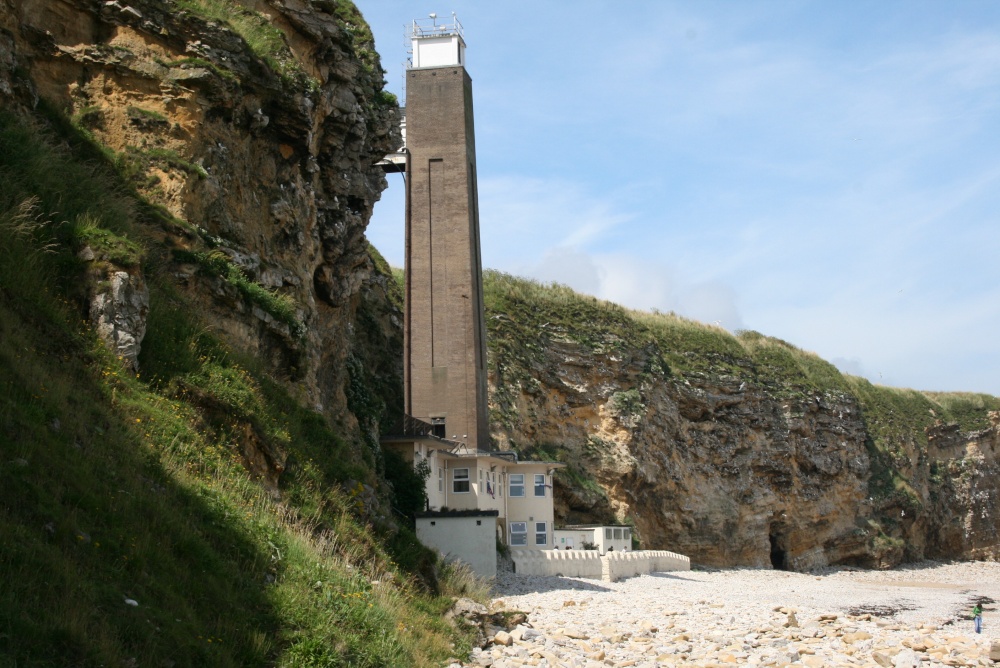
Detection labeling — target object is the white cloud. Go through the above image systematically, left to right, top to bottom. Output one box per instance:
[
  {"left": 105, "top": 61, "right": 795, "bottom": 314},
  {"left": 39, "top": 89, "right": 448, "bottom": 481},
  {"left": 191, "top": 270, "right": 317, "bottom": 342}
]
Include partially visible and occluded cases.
[
  {"left": 528, "top": 246, "right": 604, "bottom": 296},
  {"left": 522, "top": 248, "right": 745, "bottom": 333},
  {"left": 589, "top": 253, "right": 677, "bottom": 313},
  {"left": 676, "top": 282, "right": 744, "bottom": 332}
]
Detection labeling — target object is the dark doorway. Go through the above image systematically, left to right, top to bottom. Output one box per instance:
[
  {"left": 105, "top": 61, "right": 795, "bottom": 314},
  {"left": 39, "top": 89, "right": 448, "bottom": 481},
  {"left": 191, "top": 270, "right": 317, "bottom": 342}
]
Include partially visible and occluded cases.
[{"left": 769, "top": 531, "right": 788, "bottom": 570}]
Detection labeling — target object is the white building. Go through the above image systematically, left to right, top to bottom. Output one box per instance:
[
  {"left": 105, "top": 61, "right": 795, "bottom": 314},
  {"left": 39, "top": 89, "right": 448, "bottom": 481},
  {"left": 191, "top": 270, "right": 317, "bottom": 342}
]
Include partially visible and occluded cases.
[
  {"left": 382, "top": 425, "right": 563, "bottom": 553},
  {"left": 554, "top": 524, "right": 634, "bottom": 554}
]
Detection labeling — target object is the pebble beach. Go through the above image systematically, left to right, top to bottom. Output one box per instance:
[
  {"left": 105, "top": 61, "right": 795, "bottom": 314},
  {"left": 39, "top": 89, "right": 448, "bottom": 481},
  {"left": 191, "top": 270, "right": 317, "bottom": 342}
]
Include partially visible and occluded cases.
[{"left": 464, "top": 561, "right": 1000, "bottom": 667}]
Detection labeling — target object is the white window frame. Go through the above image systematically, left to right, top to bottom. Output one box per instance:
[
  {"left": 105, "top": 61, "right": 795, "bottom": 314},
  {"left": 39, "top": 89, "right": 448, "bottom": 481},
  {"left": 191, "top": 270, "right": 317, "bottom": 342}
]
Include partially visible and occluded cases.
[
  {"left": 437, "top": 467, "right": 443, "bottom": 493},
  {"left": 452, "top": 468, "right": 470, "bottom": 494},
  {"left": 509, "top": 473, "right": 525, "bottom": 497},
  {"left": 534, "top": 473, "right": 546, "bottom": 497},
  {"left": 509, "top": 522, "right": 527, "bottom": 546},
  {"left": 535, "top": 522, "right": 547, "bottom": 546},
  {"left": 605, "top": 528, "right": 613, "bottom": 540},
  {"left": 614, "top": 528, "right": 622, "bottom": 540}
]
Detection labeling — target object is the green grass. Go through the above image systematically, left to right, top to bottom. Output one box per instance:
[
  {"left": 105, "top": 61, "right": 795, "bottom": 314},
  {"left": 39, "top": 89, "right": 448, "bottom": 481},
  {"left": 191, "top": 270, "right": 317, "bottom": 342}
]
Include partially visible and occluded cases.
[
  {"left": 172, "top": 0, "right": 319, "bottom": 90},
  {"left": 156, "top": 56, "right": 239, "bottom": 81},
  {"left": 71, "top": 104, "right": 103, "bottom": 128},
  {"left": 0, "top": 105, "right": 484, "bottom": 666},
  {"left": 126, "top": 105, "right": 169, "bottom": 125},
  {"left": 141, "top": 147, "right": 209, "bottom": 179},
  {"left": 75, "top": 216, "right": 145, "bottom": 267},
  {"left": 368, "top": 243, "right": 403, "bottom": 311},
  {"left": 172, "top": 249, "right": 305, "bottom": 338},
  {"left": 483, "top": 271, "right": 858, "bottom": 399},
  {"left": 736, "top": 329, "right": 851, "bottom": 393},
  {"left": 607, "top": 389, "right": 644, "bottom": 425},
  {"left": 921, "top": 391, "right": 1000, "bottom": 432}
]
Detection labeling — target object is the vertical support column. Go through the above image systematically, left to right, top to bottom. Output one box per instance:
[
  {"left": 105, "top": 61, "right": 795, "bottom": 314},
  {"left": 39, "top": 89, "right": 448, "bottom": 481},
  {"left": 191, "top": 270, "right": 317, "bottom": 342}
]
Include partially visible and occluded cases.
[{"left": 404, "top": 64, "right": 489, "bottom": 451}]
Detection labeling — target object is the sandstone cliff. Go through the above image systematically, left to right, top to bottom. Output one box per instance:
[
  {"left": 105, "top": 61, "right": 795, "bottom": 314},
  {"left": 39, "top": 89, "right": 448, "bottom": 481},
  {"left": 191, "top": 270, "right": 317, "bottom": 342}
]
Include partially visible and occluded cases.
[
  {"left": 1, "top": 0, "right": 406, "bottom": 477},
  {"left": 484, "top": 271, "right": 1000, "bottom": 570}
]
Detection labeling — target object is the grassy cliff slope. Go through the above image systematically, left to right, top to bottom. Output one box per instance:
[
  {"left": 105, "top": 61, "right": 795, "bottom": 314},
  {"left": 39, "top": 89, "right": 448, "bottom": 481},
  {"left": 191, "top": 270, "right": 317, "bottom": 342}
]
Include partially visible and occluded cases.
[{"left": 0, "top": 66, "right": 477, "bottom": 668}]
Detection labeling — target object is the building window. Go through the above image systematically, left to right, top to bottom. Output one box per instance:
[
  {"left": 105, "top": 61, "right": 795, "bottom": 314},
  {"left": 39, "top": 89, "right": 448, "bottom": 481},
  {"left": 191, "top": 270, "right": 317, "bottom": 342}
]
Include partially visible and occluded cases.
[
  {"left": 431, "top": 418, "right": 446, "bottom": 439},
  {"left": 438, "top": 468, "right": 443, "bottom": 493},
  {"left": 453, "top": 468, "right": 470, "bottom": 493},
  {"left": 534, "top": 473, "right": 546, "bottom": 496},
  {"left": 509, "top": 474, "right": 524, "bottom": 497},
  {"left": 509, "top": 522, "right": 527, "bottom": 546},
  {"left": 535, "top": 522, "right": 547, "bottom": 546},
  {"left": 605, "top": 528, "right": 613, "bottom": 540},
  {"left": 624, "top": 529, "right": 631, "bottom": 541}
]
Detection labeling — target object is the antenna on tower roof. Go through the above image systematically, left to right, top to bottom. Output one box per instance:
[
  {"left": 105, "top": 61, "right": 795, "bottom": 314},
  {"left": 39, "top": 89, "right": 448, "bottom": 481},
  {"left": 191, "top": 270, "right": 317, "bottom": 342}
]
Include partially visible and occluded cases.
[{"left": 408, "top": 13, "right": 465, "bottom": 68}]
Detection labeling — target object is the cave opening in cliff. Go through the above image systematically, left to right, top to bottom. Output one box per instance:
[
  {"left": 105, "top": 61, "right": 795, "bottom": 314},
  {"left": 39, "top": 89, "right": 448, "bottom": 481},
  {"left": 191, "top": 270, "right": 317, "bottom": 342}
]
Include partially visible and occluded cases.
[{"left": 769, "top": 531, "right": 788, "bottom": 570}]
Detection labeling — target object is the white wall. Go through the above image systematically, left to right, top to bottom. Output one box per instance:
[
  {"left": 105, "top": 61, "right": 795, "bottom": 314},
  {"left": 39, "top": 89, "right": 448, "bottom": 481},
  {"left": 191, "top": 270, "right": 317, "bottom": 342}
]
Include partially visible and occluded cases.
[
  {"left": 412, "top": 35, "right": 464, "bottom": 68},
  {"left": 427, "top": 453, "right": 505, "bottom": 515},
  {"left": 505, "top": 462, "right": 555, "bottom": 549},
  {"left": 416, "top": 514, "right": 497, "bottom": 579},
  {"left": 555, "top": 526, "right": 632, "bottom": 554},
  {"left": 597, "top": 526, "right": 632, "bottom": 554},
  {"left": 553, "top": 529, "right": 593, "bottom": 550},
  {"left": 512, "top": 549, "right": 603, "bottom": 578},
  {"left": 511, "top": 550, "right": 690, "bottom": 582},
  {"left": 603, "top": 551, "right": 690, "bottom": 581}
]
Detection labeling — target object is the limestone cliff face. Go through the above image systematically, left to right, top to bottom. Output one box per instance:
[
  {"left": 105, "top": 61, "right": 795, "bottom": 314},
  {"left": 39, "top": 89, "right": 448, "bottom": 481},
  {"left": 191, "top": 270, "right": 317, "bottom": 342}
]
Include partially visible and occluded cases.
[
  {"left": 0, "top": 0, "right": 402, "bottom": 435},
  {"left": 485, "top": 274, "right": 1000, "bottom": 570},
  {"left": 489, "top": 330, "right": 873, "bottom": 570},
  {"left": 919, "top": 415, "right": 1000, "bottom": 559}
]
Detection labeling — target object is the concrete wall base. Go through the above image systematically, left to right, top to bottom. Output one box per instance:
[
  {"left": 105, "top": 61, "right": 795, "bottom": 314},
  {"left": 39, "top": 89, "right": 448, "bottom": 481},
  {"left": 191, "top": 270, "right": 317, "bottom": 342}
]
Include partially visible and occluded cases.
[{"left": 511, "top": 550, "right": 690, "bottom": 582}]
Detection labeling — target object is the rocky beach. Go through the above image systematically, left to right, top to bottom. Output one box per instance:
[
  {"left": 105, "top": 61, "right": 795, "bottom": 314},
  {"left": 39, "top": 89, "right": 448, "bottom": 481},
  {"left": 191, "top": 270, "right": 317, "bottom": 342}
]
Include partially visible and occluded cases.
[{"left": 464, "top": 561, "right": 1000, "bottom": 667}]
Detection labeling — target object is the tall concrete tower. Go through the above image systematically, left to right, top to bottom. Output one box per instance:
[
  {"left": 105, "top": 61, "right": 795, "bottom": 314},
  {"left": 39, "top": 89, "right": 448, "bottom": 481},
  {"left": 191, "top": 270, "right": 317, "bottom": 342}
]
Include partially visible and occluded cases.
[{"left": 403, "top": 14, "right": 489, "bottom": 451}]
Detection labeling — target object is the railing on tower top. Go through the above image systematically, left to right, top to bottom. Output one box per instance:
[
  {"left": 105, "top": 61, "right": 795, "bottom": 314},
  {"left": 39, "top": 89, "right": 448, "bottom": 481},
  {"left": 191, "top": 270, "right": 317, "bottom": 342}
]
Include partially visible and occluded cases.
[{"left": 411, "top": 13, "right": 463, "bottom": 39}]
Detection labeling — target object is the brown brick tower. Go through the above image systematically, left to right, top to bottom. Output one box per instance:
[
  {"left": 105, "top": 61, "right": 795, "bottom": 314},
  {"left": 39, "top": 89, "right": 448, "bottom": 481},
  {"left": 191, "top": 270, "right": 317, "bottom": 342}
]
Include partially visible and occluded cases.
[{"left": 403, "top": 15, "right": 489, "bottom": 450}]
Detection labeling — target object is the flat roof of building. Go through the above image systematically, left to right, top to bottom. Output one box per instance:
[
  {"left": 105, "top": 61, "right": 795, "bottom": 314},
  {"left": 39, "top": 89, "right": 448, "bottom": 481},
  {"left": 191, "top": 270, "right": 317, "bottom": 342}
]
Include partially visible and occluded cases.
[{"left": 415, "top": 509, "right": 499, "bottom": 519}]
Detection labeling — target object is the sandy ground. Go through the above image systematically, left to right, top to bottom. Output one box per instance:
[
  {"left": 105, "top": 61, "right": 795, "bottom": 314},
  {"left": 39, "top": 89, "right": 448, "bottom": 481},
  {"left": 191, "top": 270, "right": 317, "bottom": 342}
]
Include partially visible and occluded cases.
[{"left": 469, "top": 561, "right": 1000, "bottom": 667}]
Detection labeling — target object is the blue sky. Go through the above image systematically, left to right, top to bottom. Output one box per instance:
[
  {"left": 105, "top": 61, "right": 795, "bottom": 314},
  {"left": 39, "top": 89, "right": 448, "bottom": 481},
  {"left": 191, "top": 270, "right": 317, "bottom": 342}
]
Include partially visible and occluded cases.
[{"left": 358, "top": 1, "right": 1000, "bottom": 396}]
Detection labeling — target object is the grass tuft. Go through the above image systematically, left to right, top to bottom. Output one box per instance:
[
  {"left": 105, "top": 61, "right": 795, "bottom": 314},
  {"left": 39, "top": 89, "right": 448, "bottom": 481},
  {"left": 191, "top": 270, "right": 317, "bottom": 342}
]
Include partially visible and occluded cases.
[
  {"left": 173, "top": 0, "right": 319, "bottom": 90},
  {"left": 172, "top": 249, "right": 305, "bottom": 338}
]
